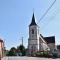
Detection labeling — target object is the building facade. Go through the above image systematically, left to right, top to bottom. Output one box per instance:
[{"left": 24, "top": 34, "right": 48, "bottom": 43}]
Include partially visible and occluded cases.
[
  {"left": 28, "top": 13, "right": 56, "bottom": 55},
  {"left": 0, "top": 39, "right": 4, "bottom": 58}
]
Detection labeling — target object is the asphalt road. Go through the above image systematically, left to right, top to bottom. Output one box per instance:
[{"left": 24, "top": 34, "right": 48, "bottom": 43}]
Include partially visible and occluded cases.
[{"left": 1, "top": 56, "right": 60, "bottom": 60}]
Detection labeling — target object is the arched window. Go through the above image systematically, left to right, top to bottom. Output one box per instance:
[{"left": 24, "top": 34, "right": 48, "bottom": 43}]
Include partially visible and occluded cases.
[{"left": 32, "top": 29, "right": 34, "bottom": 34}]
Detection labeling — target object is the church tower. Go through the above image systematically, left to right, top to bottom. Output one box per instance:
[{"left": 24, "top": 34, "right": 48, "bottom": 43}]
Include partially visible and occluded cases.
[{"left": 28, "top": 13, "right": 40, "bottom": 55}]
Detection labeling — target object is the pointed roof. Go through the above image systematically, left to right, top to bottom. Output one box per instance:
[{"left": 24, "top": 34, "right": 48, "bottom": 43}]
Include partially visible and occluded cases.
[{"left": 29, "top": 13, "right": 37, "bottom": 26}]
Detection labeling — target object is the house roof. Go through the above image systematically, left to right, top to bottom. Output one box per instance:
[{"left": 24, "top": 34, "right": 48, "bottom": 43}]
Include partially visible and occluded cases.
[
  {"left": 29, "top": 13, "right": 37, "bottom": 26},
  {"left": 40, "top": 34, "right": 55, "bottom": 43},
  {"left": 40, "top": 34, "right": 47, "bottom": 43},
  {"left": 44, "top": 36, "right": 55, "bottom": 43},
  {"left": 0, "top": 39, "right": 3, "bottom": 42}
]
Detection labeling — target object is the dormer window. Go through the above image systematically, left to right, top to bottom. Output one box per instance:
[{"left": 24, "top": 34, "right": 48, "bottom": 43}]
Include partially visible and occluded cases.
[{"left": 32, "top": 29, "right": 34, "bottom": 34}]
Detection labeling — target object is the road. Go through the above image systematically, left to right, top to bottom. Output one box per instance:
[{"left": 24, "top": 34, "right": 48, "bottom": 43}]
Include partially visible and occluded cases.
[{"left": 1, "top": 56, "right": 60, "bottom": 60}]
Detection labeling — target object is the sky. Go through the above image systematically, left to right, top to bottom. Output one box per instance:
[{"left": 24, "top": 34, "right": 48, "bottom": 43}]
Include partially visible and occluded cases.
[{"left": 0, "top": 0, "right": 60, "bottom": 50}]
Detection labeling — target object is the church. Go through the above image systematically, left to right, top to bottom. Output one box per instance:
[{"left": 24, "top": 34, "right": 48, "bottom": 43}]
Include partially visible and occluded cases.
[{"left": 28, "top": 13, "right": 56, "bottom": 55}]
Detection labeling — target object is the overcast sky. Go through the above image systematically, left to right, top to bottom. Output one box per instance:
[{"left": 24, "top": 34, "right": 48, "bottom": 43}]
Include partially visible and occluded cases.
[{"left": 0, "top": 0, "right": 60, "bottom": 50}]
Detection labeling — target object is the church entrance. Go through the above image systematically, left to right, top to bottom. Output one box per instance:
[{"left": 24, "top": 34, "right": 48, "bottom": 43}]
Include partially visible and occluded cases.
[{"left": 31, "top": 45, "right": 36, "bottom": 55}]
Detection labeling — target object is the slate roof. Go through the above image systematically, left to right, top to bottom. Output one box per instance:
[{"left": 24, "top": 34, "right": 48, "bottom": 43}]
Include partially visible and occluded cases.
[
  {"left": 29, "top": 13, "right": 37, "bottom": 26},
  {"left": 40, "top": 34, "right": 55, "bottom": 43},
  {"left": 44, "top": 36, "right": 55, "bottom": 43}
]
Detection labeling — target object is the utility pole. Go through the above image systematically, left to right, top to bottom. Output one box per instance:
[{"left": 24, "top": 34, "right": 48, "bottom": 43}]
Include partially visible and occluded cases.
[
  {"left": 20, "top": 37, "right": 23, "bottom": 46},
  {"left": 20, "top": 37, "right": 23, "bottom": 56},
  {"left": 21, "top": 37, "right": 23, "bottom": 46}
]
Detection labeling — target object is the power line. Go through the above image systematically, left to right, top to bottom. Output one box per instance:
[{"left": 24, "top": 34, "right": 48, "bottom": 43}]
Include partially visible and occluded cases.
[
  {"left": 22, "top": 0, "right": 56, "bottom": 38},
  {"left": 37, "top": 0, "right": 56, "bottom": 24},
  {"left": 41, "top": 7, "right": 60, "bottom": 30},
  {"left": 23, "top": 33, "right": 29, "bottom": 38},
  {"left": 20, "top": 37, "right": 23, "bottom": 45}
]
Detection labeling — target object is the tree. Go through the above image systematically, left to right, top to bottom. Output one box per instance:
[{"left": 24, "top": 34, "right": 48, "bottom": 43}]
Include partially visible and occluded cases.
[
  {"left": 17, "top": 45, "right": 26, "bottom": 56},
  {"left": 57, "top": 45, "right": 60, "bottom": 49},
  {"left": 4, "top": 47, "right": 9, "bottom": 56},
  {"left": 7, "top": 47, "right": 17, "bottom": 56},
  {"left": 4, "top": 50, "right": 9, "bottom": 56}
]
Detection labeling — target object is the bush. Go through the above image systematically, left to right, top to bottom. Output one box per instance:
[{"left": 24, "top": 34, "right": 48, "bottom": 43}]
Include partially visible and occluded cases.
[
  {"left": 36, "top": 52, "right": 53, "bottom": 58},
  {"left": 36, "top": 52, "right": 43, "bottom": 57},
  {"left": 43, "top": 52, "right": 48, "bottom": 57},
  {"left": 43, "top": 52, "right": 53, "bottom": 58},
  {"left": 48, "top": 53, "right": 53, "bottom": 58}
]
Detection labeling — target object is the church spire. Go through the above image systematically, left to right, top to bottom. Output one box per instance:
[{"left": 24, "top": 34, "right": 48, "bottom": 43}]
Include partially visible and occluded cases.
[{"left": 29, "top": 13, "right": 37, "bottom": 26}]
